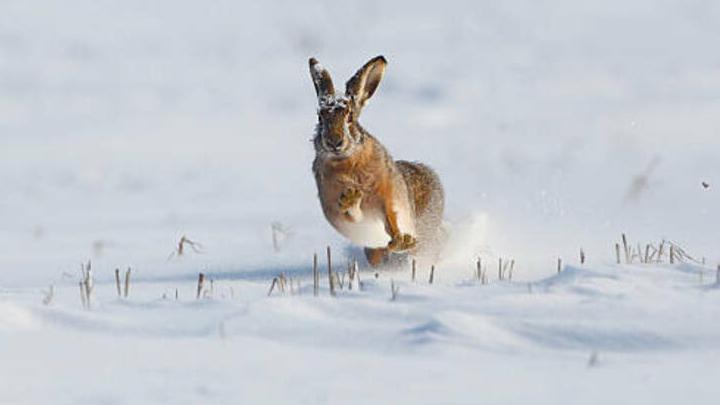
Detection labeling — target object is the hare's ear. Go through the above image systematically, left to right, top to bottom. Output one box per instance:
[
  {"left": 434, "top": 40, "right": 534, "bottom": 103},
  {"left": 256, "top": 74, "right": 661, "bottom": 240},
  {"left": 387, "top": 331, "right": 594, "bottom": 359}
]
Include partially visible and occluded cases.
[
  {"left": 345, "top": 55, "right": 387, "bottom": 113},
  {"left": 309, "top": 57, "right": 335, "bottom": 102}
]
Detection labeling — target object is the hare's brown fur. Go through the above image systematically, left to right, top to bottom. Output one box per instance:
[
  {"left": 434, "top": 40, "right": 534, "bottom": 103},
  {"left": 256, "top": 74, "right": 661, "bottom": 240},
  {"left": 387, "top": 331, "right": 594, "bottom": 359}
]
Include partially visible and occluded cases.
[{"left": 309, "top": 56, "right": 444, "bottom": 266}]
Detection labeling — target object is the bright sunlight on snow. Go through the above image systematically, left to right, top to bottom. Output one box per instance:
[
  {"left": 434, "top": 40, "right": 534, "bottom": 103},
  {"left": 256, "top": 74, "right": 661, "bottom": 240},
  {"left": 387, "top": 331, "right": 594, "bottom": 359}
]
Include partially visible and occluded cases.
[{"left": 1, "top": 0, "right": 719, "bottom": 404}]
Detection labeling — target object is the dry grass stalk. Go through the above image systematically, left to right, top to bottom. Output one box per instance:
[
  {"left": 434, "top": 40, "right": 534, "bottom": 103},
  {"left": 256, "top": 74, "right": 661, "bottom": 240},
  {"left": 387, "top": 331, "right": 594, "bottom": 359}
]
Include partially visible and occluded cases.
[
  {"left": 622, "top": 233, "right": 630, "bottom": 263},
  {"left": 169, "top": 235, "right": 203, "bottom": 260},
  {"left": 615, "top": 235, "right": 700, "bottom": 266},
  {"left": 656, "top": 241, "right": 665, "bottom": 263},
  {"left": 667, "top": 241, "right": 702, "bottom": 264},
  {"left": 628, "top": 245, "right": 637, "bottom": 263},
  {"left": 647, "top": 245, "right": 658, "bottom": 262},
  {"left": 669, "top": 245, "right": 675, "bottom": 264},
  {"left": 327, "top": 246, "right": 336, "bottom": 296},
  {"left": 580, "top": 249, "right": 585, "bottom": 265},
  {"left": 313, "top": 253, "right": 319, "bottom": 296},
  {"left": 476, "top": 258, "right": 482, "bottom": 280},
  {"left": 498, "top": 258, "right": 503, "bottom": 280},
  {"left": 557, "top": 258, "right": 562, "bottom": 274},
  {"left": 411, "top": 259, "right": 417, "bottom": 282},
  {"left": 502, "top": 259, "right": 510, "bottom": 280},
  {"left": 85, "top": 260, "right": 93, "bottom": 288},
  {"left": 346, "top": 260, "right": 356, "bottom": 291},
  {"left": 354, "top": 260, "right": 360, "bottom": 290},
  {"left": 509, "top": 260, "right": 515, "bottom": 281},
  {"left": 80, "top": 261, "right": 93, "bottom": 309},
  {"left": 80, "top": 261, "right": 88, "bottom": 279},
  {"left": 346, "top": 261, "right": 352, "bottom": 290},
  {"left": 354, "top": 261, "right": 363, "bottom": 291},
  {"left": 347, "top": 262, "right": 353, "bottom": 290},
  {"left": 429, "top": 265, "right": 435, "bottom": 284},
  {"left": 716, "top": 265, "right": 720, "bottom": 285},
  {"left": 114, "top": 268, "right": 122, "bottom": 298},
  {"left": 124, "top": 268, "right": 131, "bottom": 298},
  {"left": 336, "top": 272, "right": 344, "bottom": 290},
  {"left": 196, "top": 273, "right": 205, "bottom": 299},
  {"left": 278, "top": 273, "right": 288, "bottom": 294},
  {"left": 267, "top": 277, "right": 278, "bottom": 296},
  {"left": 205, "top": 278, "right": 215, "bottom": 299},
  {"left": 390, "top": 279, "right": 399, "bottom": 301},
  {"left": 79, "top": 281, "right": 87, "bottom": 309},
  {"left": 175, "top": 288, "right": 179, "bottom": 300}
]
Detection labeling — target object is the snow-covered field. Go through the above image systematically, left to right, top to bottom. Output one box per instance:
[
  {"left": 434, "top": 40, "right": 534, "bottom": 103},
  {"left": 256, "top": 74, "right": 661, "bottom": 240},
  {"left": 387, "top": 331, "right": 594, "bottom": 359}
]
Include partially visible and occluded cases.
[
  {"left": 1, "top": 0, "right": 720, "bottom": 403},
  {"left": 2, "top": 263, "right": 720, "bottom": 404}
]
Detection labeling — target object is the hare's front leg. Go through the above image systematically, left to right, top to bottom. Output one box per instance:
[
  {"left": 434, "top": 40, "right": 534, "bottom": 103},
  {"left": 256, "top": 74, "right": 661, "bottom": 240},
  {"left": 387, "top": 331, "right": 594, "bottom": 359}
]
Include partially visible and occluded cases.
[
  {"left": 338, "top": 187, "right": 363, "bottom": 222},
  {"left": 383, "top": 198, "right": 417, "bottom": 253}
]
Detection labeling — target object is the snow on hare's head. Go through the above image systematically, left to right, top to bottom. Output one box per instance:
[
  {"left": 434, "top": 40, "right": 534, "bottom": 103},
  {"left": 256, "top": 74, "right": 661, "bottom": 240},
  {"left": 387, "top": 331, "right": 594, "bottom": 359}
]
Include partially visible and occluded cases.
[{"left": 309, "top": 56, "right": 387, "bottom": 158}]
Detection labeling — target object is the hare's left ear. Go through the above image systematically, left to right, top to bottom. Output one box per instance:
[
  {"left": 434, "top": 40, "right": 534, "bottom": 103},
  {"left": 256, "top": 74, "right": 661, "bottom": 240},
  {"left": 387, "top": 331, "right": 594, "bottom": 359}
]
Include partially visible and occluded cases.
[
  {"left": 345, "top": 55, "right": 387, "bottom": 113},
  {"left": 309, "top": 57, "right": 335, "bottom": 102}
]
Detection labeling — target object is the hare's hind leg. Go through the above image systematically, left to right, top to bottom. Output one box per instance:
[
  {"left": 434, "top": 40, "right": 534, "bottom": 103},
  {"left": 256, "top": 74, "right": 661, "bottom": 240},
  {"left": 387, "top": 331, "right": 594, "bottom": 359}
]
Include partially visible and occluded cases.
[{"left": 364, "top": 247, "right": 389, "bottom": 267}]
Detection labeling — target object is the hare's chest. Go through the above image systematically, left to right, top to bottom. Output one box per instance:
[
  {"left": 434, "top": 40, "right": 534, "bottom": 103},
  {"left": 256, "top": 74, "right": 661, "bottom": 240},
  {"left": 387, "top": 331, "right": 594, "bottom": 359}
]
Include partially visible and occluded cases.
[
  {"left": 315, "top": 157, "right": 395, "bottom": 247},
  {"left": 333, "top": 212, "right": 391, "bottom": 248}
]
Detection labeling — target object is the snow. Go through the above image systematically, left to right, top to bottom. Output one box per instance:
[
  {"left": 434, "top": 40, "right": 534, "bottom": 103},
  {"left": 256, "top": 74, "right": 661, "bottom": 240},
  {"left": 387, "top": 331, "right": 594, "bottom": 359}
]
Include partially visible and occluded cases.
[
  {"left": 1, "top": 0, "right": 720, "bottom": 403},
  {"left": 2, "top": 264, "right": 720, "bottom": 404}
]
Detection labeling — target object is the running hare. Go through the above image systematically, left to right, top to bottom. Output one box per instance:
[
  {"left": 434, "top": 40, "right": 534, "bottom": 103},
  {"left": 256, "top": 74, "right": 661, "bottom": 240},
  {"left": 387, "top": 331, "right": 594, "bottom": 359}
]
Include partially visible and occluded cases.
[{"left": 309, "top": 55, "right": 444, "bottom": 267}]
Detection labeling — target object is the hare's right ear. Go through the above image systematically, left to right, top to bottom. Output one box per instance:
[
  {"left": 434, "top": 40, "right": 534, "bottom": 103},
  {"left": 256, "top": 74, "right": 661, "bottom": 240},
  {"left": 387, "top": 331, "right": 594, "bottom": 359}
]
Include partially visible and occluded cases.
[
  {"left": 345, "top": 55, "right": 387, "bottom": 113},
  {"left": 309, "top": 58, "right": 335, "bottom": 102}
]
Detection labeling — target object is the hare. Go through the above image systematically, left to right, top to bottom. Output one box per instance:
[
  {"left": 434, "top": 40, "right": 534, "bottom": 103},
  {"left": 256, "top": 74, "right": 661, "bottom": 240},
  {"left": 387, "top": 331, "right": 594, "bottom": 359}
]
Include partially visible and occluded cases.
[{"left": 309, "top": 55, "right": 444, "bottom": 267}]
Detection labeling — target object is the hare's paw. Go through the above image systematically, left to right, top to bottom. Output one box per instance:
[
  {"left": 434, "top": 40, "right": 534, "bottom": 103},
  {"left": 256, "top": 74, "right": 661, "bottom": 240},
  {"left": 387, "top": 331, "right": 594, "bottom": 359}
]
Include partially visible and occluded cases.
[
  {"left": 338, "top": 188, "right": 363, "bottom": 212},
  {"left": 388, "top": 233, "right": 416, "bottom": 253}
]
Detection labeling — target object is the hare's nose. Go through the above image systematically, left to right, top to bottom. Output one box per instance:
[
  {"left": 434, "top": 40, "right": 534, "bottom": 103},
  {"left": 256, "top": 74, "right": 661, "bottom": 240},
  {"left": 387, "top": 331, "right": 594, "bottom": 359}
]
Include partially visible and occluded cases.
[{"left": 327, "top": 135, "right": 343, "bottom": 148}]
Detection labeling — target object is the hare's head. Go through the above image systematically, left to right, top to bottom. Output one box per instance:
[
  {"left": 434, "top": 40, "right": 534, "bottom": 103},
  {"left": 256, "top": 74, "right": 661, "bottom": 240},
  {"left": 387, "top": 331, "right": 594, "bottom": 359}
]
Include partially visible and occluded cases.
[{"left": 309, "top": 56, "right": 387, "bottom": 158}]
